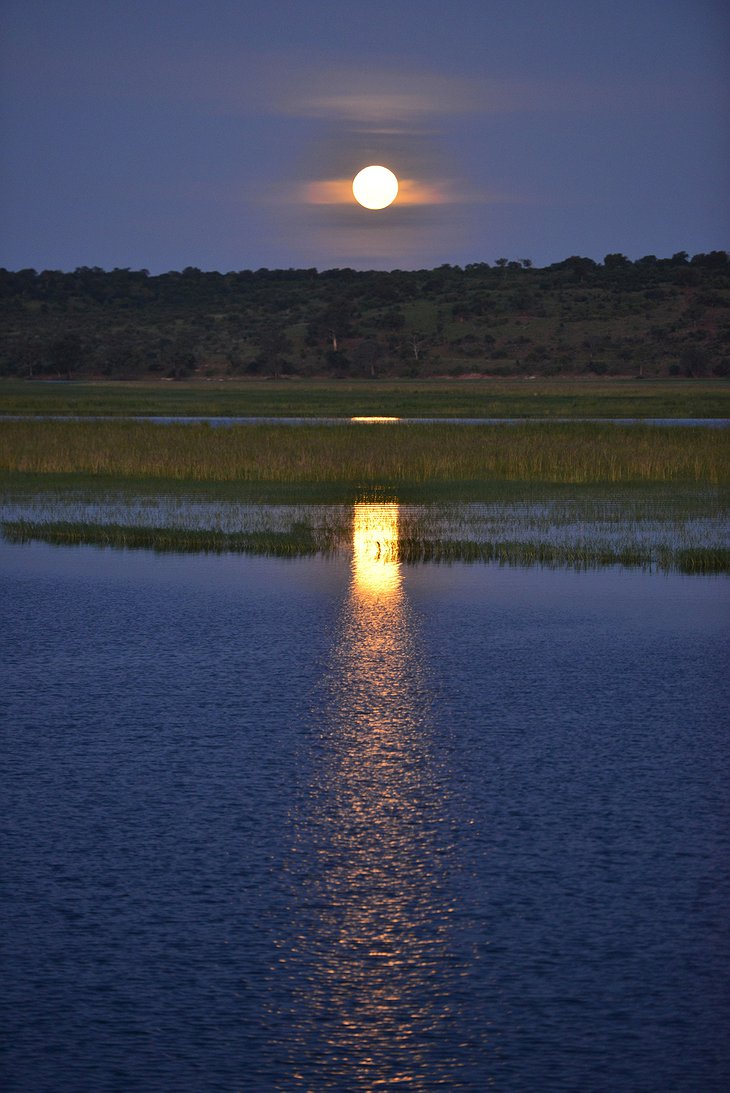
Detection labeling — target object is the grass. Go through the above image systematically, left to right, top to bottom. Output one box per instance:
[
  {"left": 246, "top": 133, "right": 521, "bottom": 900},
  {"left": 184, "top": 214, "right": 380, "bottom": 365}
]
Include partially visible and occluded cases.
[
  {"left": 1, "top": 377, "right": 729, "bottom": 420},
  {"left": 2, "top": 394, "right": 725, "bottom": 575},
  {"left": 1, "top": 420, "right": 727, "bottom": 487},
  {"left": 4, "top": 470, "right": 726, "bottom": 508},
  {"left": 4, "top": 518, "right": 727, "bottom": 574},
  {"left": 1, "top": 520, "right": 323, "bottom": 557}
]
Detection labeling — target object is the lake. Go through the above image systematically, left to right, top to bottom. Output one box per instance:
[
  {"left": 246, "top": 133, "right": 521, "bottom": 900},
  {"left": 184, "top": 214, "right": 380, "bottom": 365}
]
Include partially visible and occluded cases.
[{"left": 2, "top": 512, "right": 729, "bottom": 1091}]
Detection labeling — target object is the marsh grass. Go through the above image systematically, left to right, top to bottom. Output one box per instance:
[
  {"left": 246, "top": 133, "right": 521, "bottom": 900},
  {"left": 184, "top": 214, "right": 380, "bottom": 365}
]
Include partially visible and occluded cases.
[
  {"left": 3, "top": 416, "right": 726, "bottom": 575},
  {"left": 1, "top": 420, "right": 727, "bottom": 485},
  {"left": 3, "top": 492, "right": 728, "bottom": 575},
  {"left": 4, "top": 518, "right": 727, "bottom": 573},
  {"left": 1, "top": 520, "right": 325, "bottom": 557},
  {"left": 396, "top": 538, "right": 729, "bottom": 574}
]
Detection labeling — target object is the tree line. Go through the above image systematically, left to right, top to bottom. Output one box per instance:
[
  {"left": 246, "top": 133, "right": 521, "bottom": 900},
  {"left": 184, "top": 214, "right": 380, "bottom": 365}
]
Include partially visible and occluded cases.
[{"left": 1, "top": 251, "right": 728, "bottom": 380}]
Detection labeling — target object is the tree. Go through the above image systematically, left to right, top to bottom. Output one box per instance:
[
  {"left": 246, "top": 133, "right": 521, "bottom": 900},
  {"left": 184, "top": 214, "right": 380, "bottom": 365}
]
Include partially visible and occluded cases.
[
  {"left": 690, "top": 251, "right": 729, "bottom": 269},
  {"left": 603, "top": 253, "right": 631, "bottom": 269},
  {"left": 636, "top": 255, "right": 658, "bottom": 267},
  {"left": 552, "top": 256, "right": 597, "bottom": 282},
  {"left": 308, "top": 296, "right": 356, "bottom": 353},
  {"left": 382, "top": 307, "right": 405, "bottom": 331},
  {"left": 255, "top": 327, "right": 292, "bottom": 378},
  {"left": 405, "top": 331, "right": 428, "bottom": 362},
  {"left": 47, "top": 333, "right": 85, "bottom": 378},
  {"left": 12, "top": 334, "right": 43, "bottom": 378},
  {"left": 158, "top": 334, "right": 197, "bottom": 379},
  {"left": 352, "top": 339, "right": 381, "bottom": 378},
  {"left": 679, "top": 347, "right": 709, "bottom": 377}
]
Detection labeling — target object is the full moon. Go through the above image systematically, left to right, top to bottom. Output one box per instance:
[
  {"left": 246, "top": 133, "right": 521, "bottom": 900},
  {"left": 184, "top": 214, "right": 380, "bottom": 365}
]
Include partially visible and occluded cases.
[{"left": 352, "top": 165, "right": 399, "bottom": 210}]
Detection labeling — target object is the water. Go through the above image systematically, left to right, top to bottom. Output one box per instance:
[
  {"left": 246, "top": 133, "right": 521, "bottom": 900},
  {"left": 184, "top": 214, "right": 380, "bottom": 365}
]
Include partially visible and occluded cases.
[
  {"left": 2, "top": 414, "right": 729, "bottom": 426},
  {"left": 3, "top": 492, "right": 728, "bottom": 570},
  {"left": 2, "top": 524, "right": 729, "bottom": 1091}
]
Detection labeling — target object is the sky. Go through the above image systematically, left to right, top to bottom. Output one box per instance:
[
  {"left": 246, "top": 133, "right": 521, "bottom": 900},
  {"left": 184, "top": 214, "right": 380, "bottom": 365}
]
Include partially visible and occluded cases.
[{"left": 1, "top": 0, "right": 728, "bottom": 274}]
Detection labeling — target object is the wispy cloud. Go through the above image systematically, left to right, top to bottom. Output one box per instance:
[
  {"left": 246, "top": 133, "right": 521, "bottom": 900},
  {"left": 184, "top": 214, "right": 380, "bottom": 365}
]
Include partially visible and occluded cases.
[
  {"left": 274, "top": 65, "right": 584, "bottom": 124},
  {"left": 297, "top": 178, "right": 528, "bottom": 208}
]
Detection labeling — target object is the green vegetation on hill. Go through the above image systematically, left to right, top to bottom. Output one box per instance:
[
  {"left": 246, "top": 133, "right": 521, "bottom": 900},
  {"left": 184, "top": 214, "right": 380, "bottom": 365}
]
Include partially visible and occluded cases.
[{"left": 1, "top": 251, "right": 729, "bottom": 381}]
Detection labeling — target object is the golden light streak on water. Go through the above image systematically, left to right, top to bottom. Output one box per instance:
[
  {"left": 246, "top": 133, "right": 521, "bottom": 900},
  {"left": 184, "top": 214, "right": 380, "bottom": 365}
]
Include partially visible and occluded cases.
[
  {"left": 350, "top": 416, "right": 400, "bottom": 423},
  {"left": 277, "top": 500, "right": 464, "bottom": 1086},
  {"left": 351, "top": 501, "right": 401, "bottom": 598}
]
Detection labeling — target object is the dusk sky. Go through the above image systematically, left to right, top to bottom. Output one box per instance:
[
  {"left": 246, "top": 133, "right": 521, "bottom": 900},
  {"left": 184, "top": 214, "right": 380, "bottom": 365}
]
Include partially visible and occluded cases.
[{"left": 2, "top": 0, "right": 728, "bottom": 273}]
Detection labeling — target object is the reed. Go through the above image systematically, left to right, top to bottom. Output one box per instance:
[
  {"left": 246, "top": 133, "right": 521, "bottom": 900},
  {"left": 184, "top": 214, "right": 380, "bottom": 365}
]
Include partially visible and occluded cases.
[
  {"left": 1, "top": 420, "right": 727, "bottom": 485},
  {"left": 4, "top": 519, "right": 727, "bottom": 574},
  {"left": 1, "top": 520, "right": 326, "bottom": 557},
  {"left": 397, "top": 538, "right": 729, "bottom": 574}
]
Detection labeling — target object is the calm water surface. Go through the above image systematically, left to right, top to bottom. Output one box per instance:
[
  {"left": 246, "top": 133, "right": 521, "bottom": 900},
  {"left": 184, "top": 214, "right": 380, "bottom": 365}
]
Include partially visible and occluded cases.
[
  {"left": 2, "top": 414, "right": 729, "bottom": 426},
  {"left": 2, "top": 512, "right": 729, "bottom": 1091}
]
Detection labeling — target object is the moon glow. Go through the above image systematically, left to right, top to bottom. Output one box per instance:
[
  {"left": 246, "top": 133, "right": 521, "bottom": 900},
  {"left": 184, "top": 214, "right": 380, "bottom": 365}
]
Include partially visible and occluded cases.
[{"left": 352, "top": 165, "right": 399, "bottom": 210}]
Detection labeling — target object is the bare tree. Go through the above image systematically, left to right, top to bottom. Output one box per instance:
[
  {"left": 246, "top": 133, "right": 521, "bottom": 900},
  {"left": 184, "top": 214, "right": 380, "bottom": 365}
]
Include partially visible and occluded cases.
[{"left": 407, "top": 331, "right": 428, "bottom": 361}]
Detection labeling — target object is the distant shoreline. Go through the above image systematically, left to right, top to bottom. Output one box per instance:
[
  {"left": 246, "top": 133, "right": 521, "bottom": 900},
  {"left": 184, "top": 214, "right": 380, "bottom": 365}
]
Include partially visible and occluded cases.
[{"left": 1, "top": 376, "right": 729, "bottom": 421}]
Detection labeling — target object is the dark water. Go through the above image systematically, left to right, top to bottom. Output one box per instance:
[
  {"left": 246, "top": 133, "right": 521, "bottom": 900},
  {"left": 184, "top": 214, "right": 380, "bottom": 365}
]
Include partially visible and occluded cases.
[{"left": 2, "top": 533, "right": 729, "bottom": 1091}]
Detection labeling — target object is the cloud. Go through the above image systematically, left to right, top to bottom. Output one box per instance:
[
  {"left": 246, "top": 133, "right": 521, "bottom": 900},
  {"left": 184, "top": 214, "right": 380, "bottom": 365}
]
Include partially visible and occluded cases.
[
  {"left": 247, "top": 58, "right": 572, "bottom": 264},
  {"left": 272, "top": 63, "right": 609, "bottom": 125},
  {"left": 279, "top": 70, "right": 482, "bottom": 122},
  {"left": 302, "top": 177, "right": 462, "bottom": 206}
]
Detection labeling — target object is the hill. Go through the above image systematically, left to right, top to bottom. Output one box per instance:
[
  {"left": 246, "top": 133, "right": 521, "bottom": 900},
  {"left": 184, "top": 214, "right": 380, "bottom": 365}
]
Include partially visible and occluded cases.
[{"left": 1, "top": 252, "right": 728, "bottom": 380}]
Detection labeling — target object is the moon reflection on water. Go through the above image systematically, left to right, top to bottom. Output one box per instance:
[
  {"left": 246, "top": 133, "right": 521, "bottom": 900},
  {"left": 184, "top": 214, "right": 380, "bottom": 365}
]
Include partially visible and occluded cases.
[{"left": 276, "top": 502, "right": 476, "bottom": 1087}]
